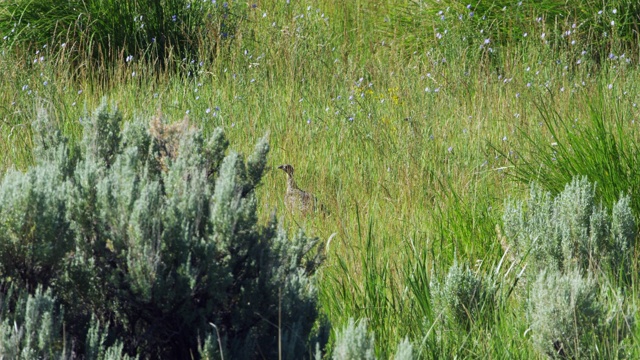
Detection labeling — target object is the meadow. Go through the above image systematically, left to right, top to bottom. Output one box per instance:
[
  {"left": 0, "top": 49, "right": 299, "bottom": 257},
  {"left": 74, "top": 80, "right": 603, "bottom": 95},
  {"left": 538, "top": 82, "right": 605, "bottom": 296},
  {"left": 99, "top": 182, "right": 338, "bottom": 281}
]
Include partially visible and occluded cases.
[{"left": 1, "top": 0, "right": 640, "bottom": 358}]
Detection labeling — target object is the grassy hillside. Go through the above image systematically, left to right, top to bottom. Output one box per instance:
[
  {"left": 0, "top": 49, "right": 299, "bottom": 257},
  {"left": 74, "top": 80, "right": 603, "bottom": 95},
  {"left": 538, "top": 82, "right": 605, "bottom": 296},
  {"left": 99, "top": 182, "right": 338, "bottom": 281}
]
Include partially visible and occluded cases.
[{"left": 1, "top": 0, "right": 639, "bottom": 357}]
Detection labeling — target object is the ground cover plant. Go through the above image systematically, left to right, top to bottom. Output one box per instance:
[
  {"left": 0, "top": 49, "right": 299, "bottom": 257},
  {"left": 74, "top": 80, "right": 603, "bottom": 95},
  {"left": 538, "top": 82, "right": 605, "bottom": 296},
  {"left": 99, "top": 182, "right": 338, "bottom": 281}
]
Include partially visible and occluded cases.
[
  {"left": 1, "top": 0, "right": 640, "bottom": 358},
  {"left": 0, "top": 101, "right": 326, "bottom": 358}
]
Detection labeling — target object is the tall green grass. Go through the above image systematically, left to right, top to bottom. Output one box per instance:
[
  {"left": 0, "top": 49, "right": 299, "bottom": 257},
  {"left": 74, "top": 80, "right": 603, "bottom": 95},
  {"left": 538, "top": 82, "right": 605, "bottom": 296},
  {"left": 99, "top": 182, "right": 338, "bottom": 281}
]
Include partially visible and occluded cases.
[
  {"left": 0, "top": 0, "right": 246, "bottom": 67},
  {"left": 1, "top": 0, "right": 640, "bottom": 357},
  {"left": 508, "top": 87, "right": 640, "bottom": 214}
]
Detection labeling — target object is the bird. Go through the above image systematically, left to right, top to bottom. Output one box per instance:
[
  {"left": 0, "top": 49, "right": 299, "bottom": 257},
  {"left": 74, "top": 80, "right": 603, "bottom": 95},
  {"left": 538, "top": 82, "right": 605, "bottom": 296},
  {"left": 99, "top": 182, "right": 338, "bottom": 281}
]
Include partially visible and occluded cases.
[{"left": 277, "top": 164, "right": 320, "bottom": 214}]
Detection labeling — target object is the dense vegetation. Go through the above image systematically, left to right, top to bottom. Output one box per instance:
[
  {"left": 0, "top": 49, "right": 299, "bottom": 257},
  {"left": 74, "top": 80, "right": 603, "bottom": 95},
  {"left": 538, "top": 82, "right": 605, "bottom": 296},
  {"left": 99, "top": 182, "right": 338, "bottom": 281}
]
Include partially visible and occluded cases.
[{"left": 1, "top": 0, "right": 639, "bottom": 358}]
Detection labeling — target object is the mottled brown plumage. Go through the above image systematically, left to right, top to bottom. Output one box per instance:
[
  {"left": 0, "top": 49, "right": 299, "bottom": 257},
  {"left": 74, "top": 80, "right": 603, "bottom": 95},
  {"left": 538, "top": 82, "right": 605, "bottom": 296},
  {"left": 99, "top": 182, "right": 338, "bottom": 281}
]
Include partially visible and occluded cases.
[
  {"left": 149, "top": 111, "right": 193, "bottom": 172},
  {"left": 278, "top": 164, "right": 317, "bottom": 214}
]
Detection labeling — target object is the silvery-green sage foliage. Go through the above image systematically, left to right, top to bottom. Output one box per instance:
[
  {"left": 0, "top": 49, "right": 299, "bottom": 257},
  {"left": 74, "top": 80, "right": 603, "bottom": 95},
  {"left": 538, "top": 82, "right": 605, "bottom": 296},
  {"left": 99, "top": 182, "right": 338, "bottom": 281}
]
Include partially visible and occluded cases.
[
  {"left": 0, "top": 100, "right": 325, "bottom": 359},
  {"left": 503, "top": 177, "right": 635, "bottom": 277},
  {"left": 504, "top": 177, "right": 636, "bottom": 358},
  {"left": 430, "top": 261, "right": 497, "bottom": 331},
  {"left": 527, "top": 269, "right": 634, "bottom": 359},
  {"left": 0, "top": 286, "right": 67, "bottom": 359},
  {"left": 332, "top": 318, "right": 376, "bottom": 360},
  {"left": 393, "top": 337, "right": 414, "bottom": 360}
]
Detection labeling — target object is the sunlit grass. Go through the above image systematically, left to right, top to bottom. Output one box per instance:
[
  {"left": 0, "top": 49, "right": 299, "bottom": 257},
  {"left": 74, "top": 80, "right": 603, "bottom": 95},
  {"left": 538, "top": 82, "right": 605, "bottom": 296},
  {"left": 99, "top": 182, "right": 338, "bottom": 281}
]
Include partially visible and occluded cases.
[{"left": 1, "top": 0, "right": 640, "bottom": 357}]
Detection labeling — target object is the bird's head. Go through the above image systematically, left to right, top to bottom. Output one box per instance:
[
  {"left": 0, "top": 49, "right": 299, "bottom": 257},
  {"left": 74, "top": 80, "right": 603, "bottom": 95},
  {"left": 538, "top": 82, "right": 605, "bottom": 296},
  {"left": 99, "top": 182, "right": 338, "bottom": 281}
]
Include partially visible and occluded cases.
[{"left": 277, "top": 164, "right": 295, "bottom": 177}]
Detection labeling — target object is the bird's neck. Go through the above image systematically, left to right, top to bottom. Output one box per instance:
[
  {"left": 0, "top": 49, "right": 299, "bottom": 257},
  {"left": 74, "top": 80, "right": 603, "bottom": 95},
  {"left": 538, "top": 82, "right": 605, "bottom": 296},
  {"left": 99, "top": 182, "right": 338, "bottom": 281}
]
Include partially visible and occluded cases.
[{"left": 287, "top": 175, "right": 299, "bottom": 190}]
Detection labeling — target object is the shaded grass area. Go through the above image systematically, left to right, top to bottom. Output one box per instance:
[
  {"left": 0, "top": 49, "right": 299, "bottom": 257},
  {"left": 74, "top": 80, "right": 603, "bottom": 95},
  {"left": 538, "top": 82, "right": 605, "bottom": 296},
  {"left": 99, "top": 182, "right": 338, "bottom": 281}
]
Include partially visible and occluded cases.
[{"left": 2, "top": 0, "right": 640, "bottom": 357}]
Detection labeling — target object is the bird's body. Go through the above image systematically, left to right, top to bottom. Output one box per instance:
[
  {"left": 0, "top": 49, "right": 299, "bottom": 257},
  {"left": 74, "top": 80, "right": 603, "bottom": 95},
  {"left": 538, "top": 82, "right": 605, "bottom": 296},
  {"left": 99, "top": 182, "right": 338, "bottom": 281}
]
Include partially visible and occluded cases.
[{"left": 278, "top": 164, "right": 317, "bottom": 214}]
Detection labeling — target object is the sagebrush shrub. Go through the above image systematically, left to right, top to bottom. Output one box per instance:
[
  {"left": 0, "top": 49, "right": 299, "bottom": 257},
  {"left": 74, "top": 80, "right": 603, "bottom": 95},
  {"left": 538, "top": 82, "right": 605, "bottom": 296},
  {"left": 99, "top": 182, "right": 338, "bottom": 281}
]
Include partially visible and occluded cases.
[
  {"left": 0, "top": 100, "right": 325, "bottom": 359},
  {"left": 0, "top": 162, "right": 72, "bottom": 291},
  {"left": 503, "top": 177, "right": 635, "bottom": 277},
  {"left": 506, "top": 178, "right": 637, "bottom": 358},
  {"left": 430, "top": 261, "right": 496, "bottom": 331},
  {"left": 528, "top": 269, "right": 605, "bottom": 359},
  {"left": 0, "top": 285, "right": 136, "bottom": 360},
  {"left": 0, "top": 286, "right": 66, "bottom": 359},
  {"left": 84, "top": 314, "right": 137, "bottom": 360},
  {"left": 332, "top": 318, "right": 376, "bottom": 360},
  {"left": 393, "top": 337, "right": 414, "bottom": 360}
]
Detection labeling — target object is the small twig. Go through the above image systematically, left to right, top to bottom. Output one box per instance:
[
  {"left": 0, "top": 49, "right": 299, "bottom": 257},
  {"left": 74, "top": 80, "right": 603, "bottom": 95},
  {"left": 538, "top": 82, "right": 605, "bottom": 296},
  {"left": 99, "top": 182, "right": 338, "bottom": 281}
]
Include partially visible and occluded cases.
[{"left": 208, "top": 323, "right": 225, "bottom": 360}]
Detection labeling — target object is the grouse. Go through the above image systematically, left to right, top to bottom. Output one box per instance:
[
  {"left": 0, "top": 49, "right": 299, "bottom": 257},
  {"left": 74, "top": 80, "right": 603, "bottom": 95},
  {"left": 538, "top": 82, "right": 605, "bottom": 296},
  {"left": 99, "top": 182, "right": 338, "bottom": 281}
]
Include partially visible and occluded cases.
[{"left": 277, "top": 164, "right": 319, "bottom": 214}]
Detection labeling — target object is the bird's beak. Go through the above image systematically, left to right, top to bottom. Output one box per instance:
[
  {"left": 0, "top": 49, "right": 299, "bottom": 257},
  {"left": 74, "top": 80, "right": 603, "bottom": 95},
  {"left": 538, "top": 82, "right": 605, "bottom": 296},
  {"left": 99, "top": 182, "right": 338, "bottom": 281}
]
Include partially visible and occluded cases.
[{"left": 277, "top": 165, "right": 284, "bottom": 170}]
